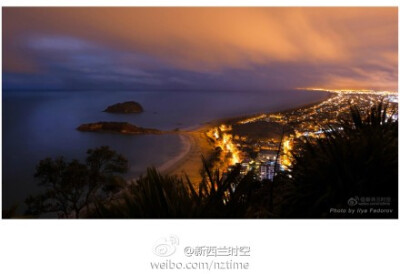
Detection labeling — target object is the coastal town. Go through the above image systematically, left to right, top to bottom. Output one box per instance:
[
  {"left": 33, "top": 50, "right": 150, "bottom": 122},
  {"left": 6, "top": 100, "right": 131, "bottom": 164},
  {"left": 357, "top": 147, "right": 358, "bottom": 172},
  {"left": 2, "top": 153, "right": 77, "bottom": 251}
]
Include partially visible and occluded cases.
[{"left": 205, "top": 90, "right": 398, "bottom": 182}]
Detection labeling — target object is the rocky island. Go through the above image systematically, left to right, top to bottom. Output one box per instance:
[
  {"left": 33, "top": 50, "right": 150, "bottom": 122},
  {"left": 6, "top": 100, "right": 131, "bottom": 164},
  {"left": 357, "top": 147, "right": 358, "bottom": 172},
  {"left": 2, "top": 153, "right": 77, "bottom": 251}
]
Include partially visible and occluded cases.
[
  {"left": 104, "top": 101, "right": 143, "bottom": 113},
  {"left": 77, "top": 122, "right": 162, "bottom": 135}
]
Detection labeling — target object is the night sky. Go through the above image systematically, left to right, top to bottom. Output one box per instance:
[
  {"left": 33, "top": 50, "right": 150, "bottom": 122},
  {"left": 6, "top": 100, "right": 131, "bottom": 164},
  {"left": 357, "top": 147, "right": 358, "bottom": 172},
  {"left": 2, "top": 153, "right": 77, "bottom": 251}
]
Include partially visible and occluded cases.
[{"left": 2, "top": 7, "right": 398, "bottom": 92}]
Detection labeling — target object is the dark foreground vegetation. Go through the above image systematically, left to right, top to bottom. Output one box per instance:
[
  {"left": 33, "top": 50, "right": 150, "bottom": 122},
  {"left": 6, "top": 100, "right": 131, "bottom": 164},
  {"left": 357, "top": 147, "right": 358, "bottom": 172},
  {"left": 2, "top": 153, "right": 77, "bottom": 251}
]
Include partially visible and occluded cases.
[
  {"left": 3, "top": 102, "right": 397, "bottom": 218},
  {"left": 25, "top": 146, "right": 128, "bottom": 218}
]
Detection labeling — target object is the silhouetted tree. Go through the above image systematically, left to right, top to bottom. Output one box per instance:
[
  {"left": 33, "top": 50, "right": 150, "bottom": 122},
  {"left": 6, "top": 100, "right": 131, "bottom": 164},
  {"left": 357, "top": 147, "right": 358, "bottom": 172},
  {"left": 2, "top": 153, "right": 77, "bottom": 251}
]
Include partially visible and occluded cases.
[
  {"left": 91, "top": 102, "right": 398, "bottom": 219},
  {"left": 27, "top": 103, "right": 397, "bottom": 219},
  {"left": 25, "top": 146, "right": 128, "bottom": 218},
  {"left": 90, "top": 158, "right": 263, "bottom": 218}
]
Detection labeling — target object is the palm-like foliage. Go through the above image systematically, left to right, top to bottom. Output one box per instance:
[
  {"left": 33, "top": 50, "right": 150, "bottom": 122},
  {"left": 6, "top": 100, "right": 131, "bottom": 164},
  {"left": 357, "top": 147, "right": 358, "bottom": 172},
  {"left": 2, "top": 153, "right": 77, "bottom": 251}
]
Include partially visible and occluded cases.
[
  {"left": 26, "top": 102, "right": 396, "bottom": 219},
  {"left": 92, "top": 102, "right": 397, "bottom": 219},
  {"left": 280, "top": 102, "right": 398, "bottom": 218},
  {"left": 90, "top": 157, "right": 264, "bottom": 218}
]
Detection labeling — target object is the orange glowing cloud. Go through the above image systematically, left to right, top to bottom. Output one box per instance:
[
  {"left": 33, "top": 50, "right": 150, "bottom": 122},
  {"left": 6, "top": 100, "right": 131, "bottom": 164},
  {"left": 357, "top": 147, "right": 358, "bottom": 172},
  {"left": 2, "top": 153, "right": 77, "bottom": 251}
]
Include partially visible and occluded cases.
[{"left": 2, "top": 7, "right": 398, "bottom": 91}]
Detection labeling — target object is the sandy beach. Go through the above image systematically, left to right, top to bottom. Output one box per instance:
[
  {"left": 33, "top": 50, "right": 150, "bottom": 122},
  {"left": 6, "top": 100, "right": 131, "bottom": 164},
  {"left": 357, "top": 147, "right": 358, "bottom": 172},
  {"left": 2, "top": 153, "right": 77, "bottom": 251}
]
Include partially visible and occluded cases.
[
  {"left": 155, "top": 92, "right": 333, "bottom": 184},
  {"left": 157, "top": 126, "right": 214, "bottom": 185},
  {"left": 157, "top": 134, "right": 193, "bottom": 173}
]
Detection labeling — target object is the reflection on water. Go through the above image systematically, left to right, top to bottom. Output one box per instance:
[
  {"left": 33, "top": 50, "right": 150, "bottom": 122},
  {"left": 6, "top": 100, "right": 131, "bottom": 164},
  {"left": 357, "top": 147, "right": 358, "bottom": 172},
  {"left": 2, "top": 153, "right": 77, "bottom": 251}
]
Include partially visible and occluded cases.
[{"left": 2, "top": 90, "right": 327, "bottom": 208}]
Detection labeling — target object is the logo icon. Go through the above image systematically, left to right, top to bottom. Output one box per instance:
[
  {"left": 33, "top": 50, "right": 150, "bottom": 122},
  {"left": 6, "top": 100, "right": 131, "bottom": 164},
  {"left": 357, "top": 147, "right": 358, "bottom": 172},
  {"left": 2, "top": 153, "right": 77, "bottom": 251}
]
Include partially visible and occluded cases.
[
  {"left": 347, "top": 197, "right": 358, "bottom": 206},
  {"left": 153, "top": 235, "right": 179, "bottom": 257}
]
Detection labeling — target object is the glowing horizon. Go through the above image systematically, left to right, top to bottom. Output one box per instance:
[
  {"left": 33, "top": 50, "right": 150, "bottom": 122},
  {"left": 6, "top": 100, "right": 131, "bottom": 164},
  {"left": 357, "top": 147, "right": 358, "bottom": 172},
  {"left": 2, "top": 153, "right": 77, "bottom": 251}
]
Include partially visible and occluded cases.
[
  {"left": 3, "top": 7, "right": 398, "bottom": 92},
  {"left": 297, "top": 87, "right": 398, "bottom": 95}
]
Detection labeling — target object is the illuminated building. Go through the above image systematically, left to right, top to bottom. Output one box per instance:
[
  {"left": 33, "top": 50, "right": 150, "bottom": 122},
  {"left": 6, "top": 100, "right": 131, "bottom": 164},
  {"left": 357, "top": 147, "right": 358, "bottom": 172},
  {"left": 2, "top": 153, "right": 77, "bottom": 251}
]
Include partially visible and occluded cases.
[{"left": 260, "top": 160, "right": 278, "bottom": 181}]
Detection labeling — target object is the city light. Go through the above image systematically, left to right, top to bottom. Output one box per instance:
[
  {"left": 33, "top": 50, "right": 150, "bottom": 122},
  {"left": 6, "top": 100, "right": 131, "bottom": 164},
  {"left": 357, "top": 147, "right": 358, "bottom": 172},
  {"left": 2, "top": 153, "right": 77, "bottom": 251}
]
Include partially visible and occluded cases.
[
  {"left": 297, "top": 87, "right": 398, "bottom": 96},
  {"left": 207, "top": 91, "right": 398, "bottom": 181},
  {"left": 207, "top": 125, "right": 241, "bottom": 167}
]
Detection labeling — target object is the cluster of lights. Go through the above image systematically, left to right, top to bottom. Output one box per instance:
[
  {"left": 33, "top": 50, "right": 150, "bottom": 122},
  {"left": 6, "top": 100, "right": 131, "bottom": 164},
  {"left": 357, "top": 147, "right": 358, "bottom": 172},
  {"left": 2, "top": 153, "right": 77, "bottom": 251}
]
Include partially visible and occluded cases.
[
  {"left": 298, "top": 87, "right": 398, "bottom": 96},
  {"left": 207, "top": 89, "right": 397, "bottom": 178},
  {"left": 238, "top": 114, "right": 267, "bottom": 124},
  {"left": 207, "top": 124, "right": 241, "bottom": 166},
  {"left": 280, "top": 136, "right": 293, "bottom": 169}
]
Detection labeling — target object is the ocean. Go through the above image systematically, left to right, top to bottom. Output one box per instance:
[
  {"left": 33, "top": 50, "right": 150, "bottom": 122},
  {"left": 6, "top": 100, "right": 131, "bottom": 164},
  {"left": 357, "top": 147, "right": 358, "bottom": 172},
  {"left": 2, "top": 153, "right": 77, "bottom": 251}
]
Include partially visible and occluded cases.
[{"left": 2, "top": 89, "right": 328, "bottom": 209}]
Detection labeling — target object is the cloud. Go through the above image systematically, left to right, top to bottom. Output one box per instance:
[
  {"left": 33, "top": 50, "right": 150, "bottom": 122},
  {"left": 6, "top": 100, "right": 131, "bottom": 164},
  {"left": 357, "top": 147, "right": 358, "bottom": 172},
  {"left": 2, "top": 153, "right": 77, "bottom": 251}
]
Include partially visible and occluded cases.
[{"left": 2, "top": 7, "right": 397, "bottom": 91}]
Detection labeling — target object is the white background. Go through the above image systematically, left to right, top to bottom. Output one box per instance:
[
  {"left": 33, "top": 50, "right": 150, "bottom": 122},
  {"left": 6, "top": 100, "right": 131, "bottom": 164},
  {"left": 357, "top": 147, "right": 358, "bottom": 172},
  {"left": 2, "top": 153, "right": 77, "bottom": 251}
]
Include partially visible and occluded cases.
[{"left": 1, "top": 1, "right": 399, "bottom": 273}]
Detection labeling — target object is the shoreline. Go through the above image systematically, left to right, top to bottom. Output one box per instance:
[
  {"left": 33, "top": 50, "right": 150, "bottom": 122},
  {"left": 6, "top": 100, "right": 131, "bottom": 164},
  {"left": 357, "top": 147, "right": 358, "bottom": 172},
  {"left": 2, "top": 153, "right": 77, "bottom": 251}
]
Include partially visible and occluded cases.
[
  {"left": 209, "top": 91, "right": 333, "bottom": 126},
  {"left": 154, "top": 92, "right": 334, "bottom": 182},
  {"left": 157, "top": 126, "right": 213, "bottom": 185},
  {"left": 157, "top": 133, "right": 193, "bottom": 174}
]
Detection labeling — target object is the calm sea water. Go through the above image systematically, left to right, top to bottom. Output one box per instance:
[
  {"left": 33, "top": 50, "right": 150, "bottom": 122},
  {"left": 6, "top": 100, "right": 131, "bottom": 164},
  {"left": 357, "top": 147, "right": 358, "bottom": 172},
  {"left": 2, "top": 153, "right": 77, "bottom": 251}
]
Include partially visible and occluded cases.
[{"left": 2, "top": 89, "right": 327, "bottom": 209}]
